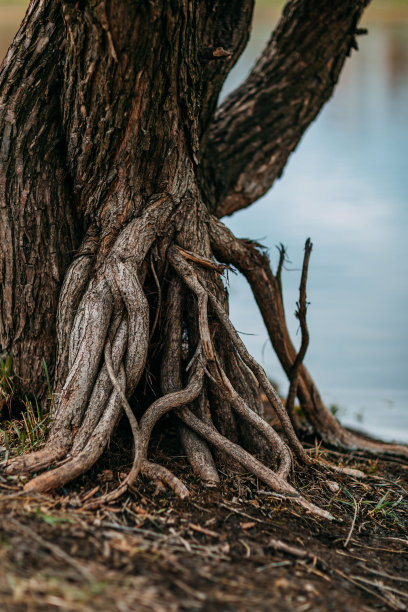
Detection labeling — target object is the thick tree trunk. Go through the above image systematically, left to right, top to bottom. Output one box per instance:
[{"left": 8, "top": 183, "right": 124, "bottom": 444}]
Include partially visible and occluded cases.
[
  {"left": 1, "top": 0, "right": 407, "bottom": 506},
  {"left": 1, "top": 0, "right": 254, "bottom": 397},
  {"left": 0, "top": 1, "right": 79, "bottom": 398}
]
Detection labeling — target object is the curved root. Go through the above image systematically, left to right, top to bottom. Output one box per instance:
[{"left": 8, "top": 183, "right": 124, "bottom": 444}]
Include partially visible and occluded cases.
[
  {"left": 4, "top": 205, "right": 404, "bottom": 518},
  {"left": 209, "top": 216, "right": 408, "bottom": 460},
  {"left": 5, "top": 227, "right": 151, "bottom": 490},
  {"left": 168, "top": 245, "right": 308, "bottom": 466},
  {"left": 168, "top": 245, "right": 335, "bottom": 518},
  {"left": 160, "top": 277, "right": 220, "bottom": 484},
  {"left": 88, "top": 341, "right": 142, "bottom": 506},
  {"left": 177, "top": 406, "right": 334, "bottom": 520},
  {"left": 140, "top": 461, "right": 189, "bottom": 499}
]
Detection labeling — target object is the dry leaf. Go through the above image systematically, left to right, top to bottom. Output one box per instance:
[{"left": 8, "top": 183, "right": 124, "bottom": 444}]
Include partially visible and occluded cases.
[{"left": 240, "top": 521, "right": 256, "bottom": 530}]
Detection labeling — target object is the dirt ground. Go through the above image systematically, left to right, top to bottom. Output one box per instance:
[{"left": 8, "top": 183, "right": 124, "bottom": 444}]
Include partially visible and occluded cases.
[{"left": 0, "top": 426, "right": 407, "bottom": 612}]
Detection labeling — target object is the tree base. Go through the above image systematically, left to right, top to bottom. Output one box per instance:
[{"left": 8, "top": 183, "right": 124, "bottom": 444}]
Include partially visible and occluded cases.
[{"left": 2, "top": 204, "right": 407, "bottom": 520}]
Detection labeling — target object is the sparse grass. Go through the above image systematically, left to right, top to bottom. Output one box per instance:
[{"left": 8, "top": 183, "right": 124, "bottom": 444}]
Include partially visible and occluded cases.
[
  {"left": 0, "top": 354, "right": 52, "bottom": 460},
  {"left": 0, "top": 354, "right": 14, "bottom": 404},
  {"left": 0, "top": 395, "right": 51, "bottom": 459},
  {"left": 366, "top": 458, "right": 379, "bottom": 474},
  {"left": 337, "top": 482, "right": 405, "bottom": 529},
  {"left": 364, "top": 491, "right": 405, "bottom": 520},
  {"left": 35, "top": 508, "right": 74, "bottom": 526}
]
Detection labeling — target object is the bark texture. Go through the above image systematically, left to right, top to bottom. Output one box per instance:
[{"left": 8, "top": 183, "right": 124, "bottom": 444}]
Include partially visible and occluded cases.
[
  {"left": 1, "top": 0, "right": 406, "bottom": 508},
  {"left": 202, "top": 0, "right": 371, "bottom": 217},
  {"left": 0, "top": 1, "right": 77, "bottom": 397}
]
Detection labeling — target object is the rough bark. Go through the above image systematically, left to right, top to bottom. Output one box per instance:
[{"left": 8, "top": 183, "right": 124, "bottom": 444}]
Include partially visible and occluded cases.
[
  {"left": 201, "top": 0, "right": 371, "bottom": 217},
  {"left": 0, "top": 1, "right": 78, "bottom": 398}
]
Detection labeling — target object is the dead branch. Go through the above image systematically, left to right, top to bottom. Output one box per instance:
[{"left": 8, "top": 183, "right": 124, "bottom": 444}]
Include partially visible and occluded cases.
[{"left": 286, "top": 237, "right": 312, "bottom": 424}]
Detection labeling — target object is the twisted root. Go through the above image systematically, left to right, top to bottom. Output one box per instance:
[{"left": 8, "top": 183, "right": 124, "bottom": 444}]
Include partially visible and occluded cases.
[{"left": 3, "top": 206, "right": 406, "bottom": 518}]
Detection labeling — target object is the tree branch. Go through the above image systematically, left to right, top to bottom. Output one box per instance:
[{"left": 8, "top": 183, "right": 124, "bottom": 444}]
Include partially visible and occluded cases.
[{"left": 202, "top": 0, "right": 371, "bottom": 218}]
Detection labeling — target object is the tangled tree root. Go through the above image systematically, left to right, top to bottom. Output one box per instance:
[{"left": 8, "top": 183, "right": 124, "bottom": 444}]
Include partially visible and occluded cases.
[{"left": 2, "top": 205, "right": 407, "bottom": 518}]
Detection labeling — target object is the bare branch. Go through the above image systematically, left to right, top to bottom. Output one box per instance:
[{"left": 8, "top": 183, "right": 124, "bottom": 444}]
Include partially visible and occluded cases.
[{"left": 286, "top": 238, "right": 312, "bottom": 423}]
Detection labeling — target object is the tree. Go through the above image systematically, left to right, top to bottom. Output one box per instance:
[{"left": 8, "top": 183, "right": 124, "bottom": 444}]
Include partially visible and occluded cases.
[{"left": 1, "top": 0, "right": 407, "bottom": 514}]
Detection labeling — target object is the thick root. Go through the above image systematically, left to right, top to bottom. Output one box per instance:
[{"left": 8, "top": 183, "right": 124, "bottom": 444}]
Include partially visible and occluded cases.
[
  {"left": 4, "top": 205, "right": 405, "bottom": 519},
  {"left": 168, "top": 245, "right": 308, "bottom": 466},
  {"left": 160, "top": 277, "right": 220, "bottom": 484},
  {"left": 177, "top": 406, "right": 334, "bottom": 521},
  {"left": 179, "top": 425, "right": 220, "bottom": 485},
  {"left": 3, "top": 446, "right": 68, "bottom": 476},
  {"left": 140, "top": 461, "right": 189, "bottom": 499}
]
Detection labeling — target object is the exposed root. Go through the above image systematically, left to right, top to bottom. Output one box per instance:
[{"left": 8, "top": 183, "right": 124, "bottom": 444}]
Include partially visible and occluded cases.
[
  {"left": 4, "top": 204, "right": 405, "bottom": 516},
  {"left": 4, "top": 209, "right": 155, "bottom": 489},
  {"left": 209, "top": 216, "right": 408, "bottom": 460},
  {"left": 168, "top": 245, "right": 309, "bottom": 466},
  {"left": 168, "top": 245, "right": 336, "bottom": 518},
  {"left": 55, "top": 249, "right": 95, "bottom": 391},
  {"left": 149, "top": 249, "right": 162, "bottom": 340},
  {"left": 50, "top": 275, "right": 114, "bottom": 451},
  {"left": 161, "top": 277, "right": 220, "bottom": 484},
  {"left": 71, "top": 317, "right": 128, "bottom": 453},
  {"left": 88, "top": 340, "right": 142, "bottom": 506},
  {"left": 205, "top": 359, "right": 292, "bottom": 479},
  {"left": 23, "top": 366, "right": 126, "bottom": 493},
  {"left": 140, "top": 366, "right": 205, "bottom": 455},
  {"left": 177, "top": 406, "right": 334, "bottom": 520},
  {"left": 179, "top": 423, "right": 221, "bottom": 485},
  {"left": 3, "top": 446, "right": 68, "bottom": 476},
  {"left": 140, "top": 460, "right": 189, "bottom": 499}
]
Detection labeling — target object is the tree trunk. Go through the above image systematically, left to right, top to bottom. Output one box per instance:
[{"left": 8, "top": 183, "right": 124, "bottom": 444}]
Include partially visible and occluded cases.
[
  {"left": 1, "top": 0, "right": 407, "bottom": 508},
  {"left": 0, "top": 1, "right": 79, "bottom": 399}
]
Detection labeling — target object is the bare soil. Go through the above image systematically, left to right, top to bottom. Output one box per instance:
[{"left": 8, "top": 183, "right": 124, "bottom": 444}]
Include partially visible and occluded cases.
[{"left": 1, "top": 422, "right": 407, "bottom": 612}]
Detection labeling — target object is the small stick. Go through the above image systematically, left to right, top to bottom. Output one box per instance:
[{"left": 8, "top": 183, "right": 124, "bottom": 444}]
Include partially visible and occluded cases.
[
  {"left": 286, "top": 238, "right": 312, "bottom": 424},
  {"left": 276, "top": 243, "right": 286, "bottom": 298},
  {"left": 175, "top": 245, "right": 229, "bottom": 273},
  {"left": 344, "top": 494, "right": 359, "bottom": 548},
  {"left": 268, "top": 537, "right": 311, "bottom": 559}
]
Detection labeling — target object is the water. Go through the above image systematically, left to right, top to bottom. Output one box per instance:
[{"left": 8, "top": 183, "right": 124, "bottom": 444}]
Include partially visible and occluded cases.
[
  {"left": 1, "top": 6, "right": 407, "bottom": 442},
  {"left": 222, "top": 17, "right": 408, "bottom": 443}
]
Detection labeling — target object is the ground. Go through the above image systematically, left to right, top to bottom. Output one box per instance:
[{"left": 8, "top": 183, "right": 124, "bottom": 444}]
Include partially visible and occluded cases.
[{"left": 0, "top": 419, "right": 407, "bottom": 612}]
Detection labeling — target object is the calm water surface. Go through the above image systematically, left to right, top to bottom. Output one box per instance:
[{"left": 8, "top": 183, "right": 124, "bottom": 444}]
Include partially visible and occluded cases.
[
  {"left": 1, "top": 8, "right": 407, "bottom": 442},
  {"left": 222, "top": 18, "right": 408, "bottom": 442}
]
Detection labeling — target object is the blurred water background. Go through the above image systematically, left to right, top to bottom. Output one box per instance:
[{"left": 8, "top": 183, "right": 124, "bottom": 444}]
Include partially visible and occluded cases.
[{"left": 1, "top": 1, "right": 407, "bottom": 442}]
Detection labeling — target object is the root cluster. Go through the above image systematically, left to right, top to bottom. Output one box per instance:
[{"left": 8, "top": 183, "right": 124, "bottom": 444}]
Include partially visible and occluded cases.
[{"left": 3, "top": 204, "right": 407, "bottom": 519}]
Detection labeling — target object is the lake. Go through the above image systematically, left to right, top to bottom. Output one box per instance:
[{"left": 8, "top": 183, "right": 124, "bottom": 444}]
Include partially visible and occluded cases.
[
  {"left": 1, "top": 3, "right": 407, "bottom": 443},
  {"left": 222, "top": 8, "right": 408, "bottom": 443}
]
